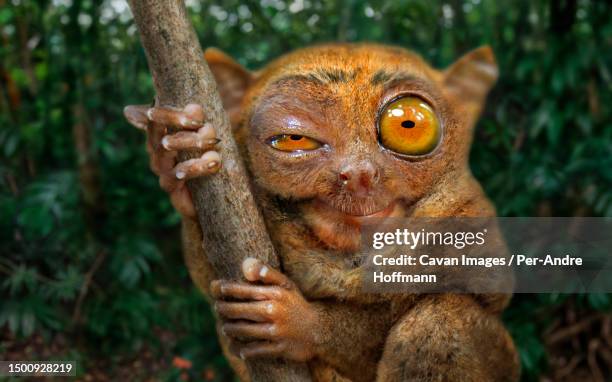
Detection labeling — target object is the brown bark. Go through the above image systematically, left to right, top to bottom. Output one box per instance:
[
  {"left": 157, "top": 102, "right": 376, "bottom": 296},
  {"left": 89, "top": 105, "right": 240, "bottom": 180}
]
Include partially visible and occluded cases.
[
  {"left": 126, "top": 1, "right": 311, "bottom": 381},
  {"left": 72, "top": 102, "right": 106, "bottom": 235}
]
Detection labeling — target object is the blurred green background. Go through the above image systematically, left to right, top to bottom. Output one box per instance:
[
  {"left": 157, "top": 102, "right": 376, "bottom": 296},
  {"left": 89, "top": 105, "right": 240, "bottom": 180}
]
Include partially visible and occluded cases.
[{"left": 1, "top": 0, "right": 611, "bottom": 381}]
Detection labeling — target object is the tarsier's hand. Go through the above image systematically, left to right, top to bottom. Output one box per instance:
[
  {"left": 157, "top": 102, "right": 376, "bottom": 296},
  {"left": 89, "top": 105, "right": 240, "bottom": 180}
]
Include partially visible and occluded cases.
[
  {"left": 123, "top": 103, "right": 221, "bottom": 218},
  {"left": 211, "top": 258, "right": 323, "bottom": 362}
]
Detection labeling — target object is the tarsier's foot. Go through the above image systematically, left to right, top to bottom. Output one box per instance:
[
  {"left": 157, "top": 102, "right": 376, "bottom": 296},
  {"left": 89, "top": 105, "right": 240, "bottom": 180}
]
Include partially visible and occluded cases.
[
  {"left": 123, "top": 104, "right": 221, "bottom": 218},
  {"left": 210, "top": 258, "right": 324, "bottom": 362}
]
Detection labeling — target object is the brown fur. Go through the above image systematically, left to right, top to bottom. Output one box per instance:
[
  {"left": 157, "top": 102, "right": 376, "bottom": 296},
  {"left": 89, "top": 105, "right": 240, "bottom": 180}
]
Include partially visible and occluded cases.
[{"left": 179, "top": 43, "right": 519, "bottom": 381}]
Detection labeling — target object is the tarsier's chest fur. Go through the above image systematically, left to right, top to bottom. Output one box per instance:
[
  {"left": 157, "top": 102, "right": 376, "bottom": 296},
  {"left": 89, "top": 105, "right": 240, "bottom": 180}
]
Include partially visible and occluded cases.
[{"left": 182, "top": 43, "right": 520, "bottom": 381}]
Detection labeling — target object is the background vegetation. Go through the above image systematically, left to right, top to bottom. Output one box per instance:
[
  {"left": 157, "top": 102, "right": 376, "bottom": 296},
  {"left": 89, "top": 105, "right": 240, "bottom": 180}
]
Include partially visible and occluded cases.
[{"left": 1, "top": 0, "right": 611, "bottom": 380}]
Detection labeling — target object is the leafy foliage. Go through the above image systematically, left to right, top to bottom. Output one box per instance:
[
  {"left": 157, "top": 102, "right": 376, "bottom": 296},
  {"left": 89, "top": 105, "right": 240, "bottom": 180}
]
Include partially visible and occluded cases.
[{"left": 0, "top": 0, "right": 610, "bottom": 380}]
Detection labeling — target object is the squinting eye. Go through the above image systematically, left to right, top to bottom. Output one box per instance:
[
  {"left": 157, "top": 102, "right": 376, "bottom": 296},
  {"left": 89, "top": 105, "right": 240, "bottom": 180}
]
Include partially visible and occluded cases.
[
  {"left": 378, "top": 96, "right": 440, "bottom": 156},
  {"left": 268, "top": 134, "right": 322, "bottom": 152}
]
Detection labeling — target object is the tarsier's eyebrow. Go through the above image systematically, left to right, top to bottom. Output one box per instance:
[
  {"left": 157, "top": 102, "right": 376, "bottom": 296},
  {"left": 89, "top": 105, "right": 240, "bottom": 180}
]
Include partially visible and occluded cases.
[
  {"left": 273, "top": 68, "right": 358, "bottom": 86},
  {"left": 273, "top": 69, "right": 421, "bottom": 88},
  {"left": 371, "top": 70, "right": 420, "bottom": 87}
]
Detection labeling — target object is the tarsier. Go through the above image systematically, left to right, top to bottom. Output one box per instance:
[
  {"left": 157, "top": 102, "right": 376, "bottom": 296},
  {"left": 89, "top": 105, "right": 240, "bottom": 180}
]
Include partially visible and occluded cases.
[{"left": 125, "top": 43, "right": 520, "bottom": 381}]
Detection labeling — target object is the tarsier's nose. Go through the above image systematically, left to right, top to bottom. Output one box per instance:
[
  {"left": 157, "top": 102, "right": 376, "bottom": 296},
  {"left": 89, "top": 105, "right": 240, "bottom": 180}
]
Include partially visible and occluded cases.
[{"left": 338, "top": 161, "right": 379, "bottom": 196}]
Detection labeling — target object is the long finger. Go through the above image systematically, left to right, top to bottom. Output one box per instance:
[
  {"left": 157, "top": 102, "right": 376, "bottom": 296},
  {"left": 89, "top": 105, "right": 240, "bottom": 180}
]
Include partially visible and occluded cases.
[
  {"left": 147, "top": 104, "right": 205, "bottom": 130},
  {"left": 124, "top": 105, "right": 150, "bottom": 130},
  {"left": 161, "top": 123, "right": 219, "bottom": 151},
  {"left": 174, "top": 151, "right": 221, "bottom": 180},
  {"left": 169, "top": 183, "right": 196, "bottom": 218},
  {"left": 210, "top": 280, "right": 283, "bottom": 301},
  {"left": 215, "top": 301, "right": 275, "bottom": 322},
  {"left": 222, "top": 322, "right": 278, "bottom": 341},
  {"left": 233, "top": 341, "right": 286, "bottom": 360}
]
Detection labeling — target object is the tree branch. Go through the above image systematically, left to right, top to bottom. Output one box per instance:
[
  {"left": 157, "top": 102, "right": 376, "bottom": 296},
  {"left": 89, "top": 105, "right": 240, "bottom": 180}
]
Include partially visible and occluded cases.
[{"left": 126, "top": 1, "right": 311, "bottom": 381}]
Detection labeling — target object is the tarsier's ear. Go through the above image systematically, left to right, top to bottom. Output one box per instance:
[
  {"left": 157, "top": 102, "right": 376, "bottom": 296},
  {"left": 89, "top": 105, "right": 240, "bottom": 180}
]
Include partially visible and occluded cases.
[
  {"left": 443, "top": 46, "right": 498, "bottom": 105},
  {"left": 204, "top": 48, "right": 254, "bottom": 125}
]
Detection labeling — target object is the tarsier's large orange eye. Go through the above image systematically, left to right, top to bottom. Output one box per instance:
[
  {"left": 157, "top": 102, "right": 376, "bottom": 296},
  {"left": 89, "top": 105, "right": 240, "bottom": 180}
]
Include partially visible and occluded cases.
[
  {"left": 379, "top": 96, "right": 441, "bottom": 156},
  {"left": 268, "top": 134, "right": 322, "bottom": 152}
]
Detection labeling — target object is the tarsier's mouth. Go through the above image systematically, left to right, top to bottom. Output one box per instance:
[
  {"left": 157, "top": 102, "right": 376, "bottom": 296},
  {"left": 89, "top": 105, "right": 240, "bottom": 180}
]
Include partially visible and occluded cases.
[
  {"left": 302, "top": 198, "right": 406, "bottom": 252},
  {"left": 311, "top": 199, "right": 404, "bottom": 224},
  {"left": 342, "top": 201, "right": 404, "bottom": 224},
  {"left": 343, "top": 201, "right": 397, "bottom": 217}
]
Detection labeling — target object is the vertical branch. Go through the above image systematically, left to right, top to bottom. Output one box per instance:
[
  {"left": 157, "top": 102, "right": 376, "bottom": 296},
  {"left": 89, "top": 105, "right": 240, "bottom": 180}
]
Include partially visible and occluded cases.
[
  {"left": 64, "top": 0, "right": 107, "bottom": 237},
  {"left": 337, "top": 0, "right": 353, "bottom": 42},
  {"left": 126, "top": 1, "right": 311, "bottom": 381},
  {"left": 72, "top": 102, "right": 106, "bottom": 234}
]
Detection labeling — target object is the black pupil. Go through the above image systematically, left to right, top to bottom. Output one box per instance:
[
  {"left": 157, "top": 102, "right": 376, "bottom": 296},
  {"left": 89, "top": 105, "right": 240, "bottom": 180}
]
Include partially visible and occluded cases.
[
  {"left": 401, "top": 120, "right": 416, "bottom": 128},
  {"left": 290, "top": 135, "right": 302, "bottom": 140}
]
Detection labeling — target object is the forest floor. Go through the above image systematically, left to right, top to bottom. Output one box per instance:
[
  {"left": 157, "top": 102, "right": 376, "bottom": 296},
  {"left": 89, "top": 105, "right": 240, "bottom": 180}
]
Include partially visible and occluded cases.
[
  {"left": 539, "top": 304, "right": 611, "bottom": 382},
  {"left": 2, "top": 309, "right": 612, "bottom": 382},
  {"left": 0, "top": 328, "right": 220, "bottom": 382}
]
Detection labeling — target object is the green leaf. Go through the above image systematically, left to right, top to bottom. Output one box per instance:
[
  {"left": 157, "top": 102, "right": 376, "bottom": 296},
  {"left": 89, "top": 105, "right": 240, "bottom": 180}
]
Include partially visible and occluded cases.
[{"left": 587, "top": 293, "right": 611, "bottom": 311}]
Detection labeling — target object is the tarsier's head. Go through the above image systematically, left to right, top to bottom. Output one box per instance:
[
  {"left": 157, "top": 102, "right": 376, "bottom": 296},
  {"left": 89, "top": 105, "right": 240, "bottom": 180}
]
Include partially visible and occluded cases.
[{"left": 206, "top": 43, "right": 498, "bottom": 251}]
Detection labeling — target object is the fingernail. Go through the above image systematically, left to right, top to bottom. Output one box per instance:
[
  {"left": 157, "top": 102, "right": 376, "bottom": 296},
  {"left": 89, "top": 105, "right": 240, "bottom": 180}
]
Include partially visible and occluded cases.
[
  {"left": 180, "top": 116, "right": 203, "bottom": 127},
  {"left": 134, "top": 122, "right": 147, "bottom": 130},
  {"left": 161, "top": 136, "right": 170, "bottom": 149},
  {"left": 204, "top": 138, "right": 221, "bottom": 146},
  {"left": 208, "top": 161, "right": 218, "bottom": 169},
  {"left": 176, "top": 171, "right": 186, "bottom": 179},
  {"left": 242, "top": 257, "right": 259, "bottom": 278},
  {"left": 259, "top": 266, "right": 269, "bottom": 278},
  {"left": 240, "top": 350, "right": 246, "bottom": 360}
]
